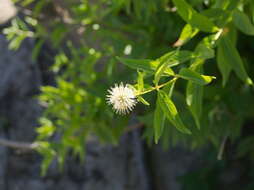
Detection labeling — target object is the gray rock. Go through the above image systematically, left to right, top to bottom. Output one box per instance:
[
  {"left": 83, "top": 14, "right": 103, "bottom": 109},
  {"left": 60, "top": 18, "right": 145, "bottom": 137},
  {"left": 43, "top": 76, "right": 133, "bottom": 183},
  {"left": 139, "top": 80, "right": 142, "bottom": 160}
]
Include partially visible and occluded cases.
[
  {"left": 0, "top": 34, "right": 43, "bottom": 190},
  {"left": 0, "top": 35, "right": 41, "bottom": 99},
  {"left": 8, "top": 98, "right": 42, "bottom": 142},
  {"left": 0, "top": 132, "right": 7, "bottom": 189},
  {"left": 80, "top": 138, "right": 141, "bottom": 190},
  {"left": 150, "top": 145, "right": 203, "bottom": 190},
  {"left": 52, "top": 177, "right": 80, "bottom": 190},
  {"left": 8, "top": 178, "right": 49, "bottom": 190}
]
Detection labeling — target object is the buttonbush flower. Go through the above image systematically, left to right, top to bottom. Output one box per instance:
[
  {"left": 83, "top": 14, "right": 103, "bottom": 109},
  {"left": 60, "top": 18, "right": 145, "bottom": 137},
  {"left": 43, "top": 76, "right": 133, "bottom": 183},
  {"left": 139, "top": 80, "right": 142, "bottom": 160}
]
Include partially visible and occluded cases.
[{"left": 106, "top": 83, "right": 137, "bottom": 114}]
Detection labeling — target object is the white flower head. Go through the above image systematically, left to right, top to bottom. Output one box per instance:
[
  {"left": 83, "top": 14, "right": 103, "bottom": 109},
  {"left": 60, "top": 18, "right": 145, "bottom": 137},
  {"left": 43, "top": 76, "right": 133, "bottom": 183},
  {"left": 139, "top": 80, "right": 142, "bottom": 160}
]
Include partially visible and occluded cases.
[{"left": 106, "top": 82, "right": 137, "bottom": 115}]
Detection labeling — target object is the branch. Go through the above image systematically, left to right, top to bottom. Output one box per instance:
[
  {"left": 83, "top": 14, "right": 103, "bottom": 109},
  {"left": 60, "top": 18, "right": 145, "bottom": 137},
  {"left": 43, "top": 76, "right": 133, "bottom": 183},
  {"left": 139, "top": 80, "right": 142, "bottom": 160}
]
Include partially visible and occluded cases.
[
  {"left": 0, "top": 123, "right": 144, "bottom": 150},
  {"left": 124, "top": 123, "right": 144, "bottom": 133},
  {"left": 217, "top": 135, "right": 228, "bottom": 160},
  {"left": 0, "top": 138, "right": 38, "bottom": 150}
]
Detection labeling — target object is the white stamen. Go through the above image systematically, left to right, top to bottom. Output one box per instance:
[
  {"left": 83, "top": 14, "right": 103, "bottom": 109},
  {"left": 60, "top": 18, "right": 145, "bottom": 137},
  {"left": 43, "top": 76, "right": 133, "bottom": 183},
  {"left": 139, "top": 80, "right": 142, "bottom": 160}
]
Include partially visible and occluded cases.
[{"left": 106, "top": 83, "right": 137, "bottom": 115}]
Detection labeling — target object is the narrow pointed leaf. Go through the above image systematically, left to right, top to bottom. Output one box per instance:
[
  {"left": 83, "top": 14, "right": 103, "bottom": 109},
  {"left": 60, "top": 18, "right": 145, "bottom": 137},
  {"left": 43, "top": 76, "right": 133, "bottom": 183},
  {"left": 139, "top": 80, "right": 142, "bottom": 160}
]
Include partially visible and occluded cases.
[
  {"left": 172, "top": 0, "right": 219, "bottom": 32},
  {"left": 233, "top": 10, "right": 254, "bottom": 36},
  {"left": 174, "top": 24, "right": 199, "bottom": 47},
  {"left": 219, "top": 36, "right": 253, "bottom": 85},
  {"left": 195, "top": 43, "right": 215, "bottom": 60},
  {"left": 217, "top": 46, "right": 232, "bottom": 86},
  {"left": 154, "top": 50, "right": 193, "bottom": 85},
  {"left": 117, "top": 57, "right": 174, "bottom": 75},
  {"left": 186, "top": 65, "right": 204, "bottom": 129},
  {"left": 179, "top": 68, "right": 215, "bottom": 85},
  {"left": 137, "top": 70, "right": 144, "bottom": 92},
  {"left": 153, "top": 79, "right": 176, "bottom": 143},
  {"left": 158, "top": 90, "right": 191, "bottom": 134},
  {"left": 137, "top": 96, "right": 150, "bottom": 106},
  {"left": 154, "top": 97, "right": 166, "bottom": 144}
]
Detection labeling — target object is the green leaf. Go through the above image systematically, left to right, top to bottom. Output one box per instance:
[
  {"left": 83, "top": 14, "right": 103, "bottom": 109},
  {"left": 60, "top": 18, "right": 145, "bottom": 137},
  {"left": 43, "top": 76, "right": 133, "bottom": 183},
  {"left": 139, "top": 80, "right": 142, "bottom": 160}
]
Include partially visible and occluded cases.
[
  {"left": 21, "top": 0, "right": 35, "bottom": 6},
  {"left": 172, "top": 0, "right": 219, "bottom": 32},
  {"left": 213, "top": 0, "right": 230, "bottom": 9},
  {"left": 214, "top": 0, "right": 239, "bottom": 11},
  {"left": 226, "top": 0, "right": 240, "bottom": 11},
  {"left": 251, "top": 2, "right": 254, "bottom": 24},
  {"left": 202, "top": 8, "right": 231, "bottom": 27},
  {"left": 202, "top": 8, "right": 227, "bottom": 20},
  {"left": 233, "top": 10, "right": 254, "bottom": 36},
  {"left": 174, "top": 24, "right": 199, "bottom": 47},
  {"left": 9, "top": 35, "right": 26, "bottom": 50},
  {"left": 184, "top": 36, "right": 215, "bottom": 128},
  {"left": 219, "top": 36, "right": 253, "bottom": 85},
  {"left": 32, "top": 39, "right": 44, "bottom": 61},
  {"left": 195, "top": 43, "right": 215, "bottom": 60},
  {"left": 217, "top": 45, "right": 232, "bottom": 86},
  {"left": 154, "top": 50, "right": 193, "bottom": 85},
  {"left": 157, "top": 50, "right": 194, "bottom": 67},
  {"left": 117, "top": 57, "right": 174, "bottom": 75},
  {"left": 186, "top": 65, "right": 204, "bottom": 129},
  {"left": 178, "top": 68, "right": 215, "bottom": 85},
  {"left": 137, "top": 70, "right": 144, "bottom": 92},
  {"left": 153, "top": 79, "right": 176, "bottom": 143},
  {"left": 163, "top": 79, "right": 177, "bottom": 98},
  {"left": 158, "top": 90, "right": 191, "bottom": 134},
  {"left": 137, "top": 96, "right": 150, "bottom": 106},
  {"left": 154, "top": 96, "right": 166, "bottom": 144},
  {"left": 37, "top": 118, "right": 56, "bottom": 139},
  {"left": 36, "top": 141, "right": 56, "bottom": 176}
]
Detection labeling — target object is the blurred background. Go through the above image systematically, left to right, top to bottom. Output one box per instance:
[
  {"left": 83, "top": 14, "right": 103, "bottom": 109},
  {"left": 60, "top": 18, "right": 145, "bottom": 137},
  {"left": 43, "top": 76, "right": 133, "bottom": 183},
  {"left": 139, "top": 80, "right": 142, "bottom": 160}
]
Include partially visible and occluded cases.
[{"left": 0, "top": 0, "right": 254, "bottom": 189}]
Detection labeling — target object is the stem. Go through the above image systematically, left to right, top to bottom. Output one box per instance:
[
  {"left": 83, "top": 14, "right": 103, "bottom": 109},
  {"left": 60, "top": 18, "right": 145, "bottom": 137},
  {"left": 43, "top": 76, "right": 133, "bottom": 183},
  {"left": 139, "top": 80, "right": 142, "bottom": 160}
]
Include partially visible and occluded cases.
[
  {"left": 136, "top": 77, "right": 177, "bottom": 96},
  {"left": 0, "top": 123, "right": 145, "bottom": 150},
  {"left": 124, "top": 123, "right": 144, "bottom": 133},
  {"left": 217, "top": 134, "right": 228, "bottom": 160},
  {"left": 0, "top": 138, "right": 38, "bottom": 150}
]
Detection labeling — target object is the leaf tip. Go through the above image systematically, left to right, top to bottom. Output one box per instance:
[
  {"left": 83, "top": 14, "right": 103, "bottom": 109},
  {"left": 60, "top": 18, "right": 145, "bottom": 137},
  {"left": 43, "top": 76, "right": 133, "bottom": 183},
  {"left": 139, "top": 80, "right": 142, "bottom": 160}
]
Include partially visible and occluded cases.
[
  {"left": 246, "top": 78, "right": 253, "bottom": 85},
  {"left": 185, "top": 129, "right": 192, "bottom": 135}
]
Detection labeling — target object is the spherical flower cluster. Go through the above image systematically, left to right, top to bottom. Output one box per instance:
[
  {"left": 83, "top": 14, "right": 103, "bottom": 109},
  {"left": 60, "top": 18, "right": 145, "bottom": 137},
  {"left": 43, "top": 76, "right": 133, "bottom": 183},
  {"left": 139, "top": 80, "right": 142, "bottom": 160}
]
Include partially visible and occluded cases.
[{"left": 106, "top": 83, "right": 137, "bottom": 115}]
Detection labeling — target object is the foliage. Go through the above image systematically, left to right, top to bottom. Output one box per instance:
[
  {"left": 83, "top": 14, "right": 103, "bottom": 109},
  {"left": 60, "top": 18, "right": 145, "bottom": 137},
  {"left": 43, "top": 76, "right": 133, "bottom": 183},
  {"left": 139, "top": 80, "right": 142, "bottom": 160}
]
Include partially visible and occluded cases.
[{"left": 3, "top": 0, "right": 254, "bottom": 175}]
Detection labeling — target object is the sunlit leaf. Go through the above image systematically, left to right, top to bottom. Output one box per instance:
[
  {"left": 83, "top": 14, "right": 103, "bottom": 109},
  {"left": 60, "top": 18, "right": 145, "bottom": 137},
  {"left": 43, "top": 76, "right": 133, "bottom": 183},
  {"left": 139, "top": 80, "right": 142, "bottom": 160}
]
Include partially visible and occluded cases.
[
  {"left": 172, "top": 0, "right": 219, "bottom": 32},
  {"left": 233, "top": 10, "right": 254, "bottom": 36},
  {"left": 174, "top": 24, "right": 199, "bottom": 47},
  {"left": 219, "top": 35, "right": 253, "bottom": 85},
  {"left": 217, "top": 45, "right": 232, "bottom": 86},
  {"left": 154, "top": 50, "right": 193, "bottom": 85},
  {"left": 117, "top": 57, "right": 174, "bottom": 75},
  {"left": 186, "top": 64, "right": 204, "bottom": 129},
  {"left": 178, "top": 68, "right": 215, "bottom": 85},
  {"left": 153, "top": 79, "right": 176, "bottom": 143},
  {"left": 158, "top": 90, "right": 191, "bottom": 134}
]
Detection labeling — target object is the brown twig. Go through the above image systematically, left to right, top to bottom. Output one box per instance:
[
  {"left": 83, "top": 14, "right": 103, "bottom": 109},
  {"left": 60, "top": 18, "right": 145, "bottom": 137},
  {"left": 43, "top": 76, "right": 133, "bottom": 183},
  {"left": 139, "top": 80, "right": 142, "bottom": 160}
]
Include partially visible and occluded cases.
[
  {"left": 0, "top": 123, "right": 144, "bottom": 150},
  {"left": 124, "top": 123, "right": 144, "bottom": 133},
  {"left": 217, "top": 135, "right": 228, "bottom": 160},
  {"left": 0, "top": 138, "right": 38, "bottom": 150}
]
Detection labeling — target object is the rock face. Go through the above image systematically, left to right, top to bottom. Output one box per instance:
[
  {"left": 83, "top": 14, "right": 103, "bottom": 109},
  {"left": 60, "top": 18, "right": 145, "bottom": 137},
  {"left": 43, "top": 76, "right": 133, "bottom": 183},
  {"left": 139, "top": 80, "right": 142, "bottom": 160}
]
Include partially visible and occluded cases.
[
  {"left": 0, "top": 34, "right": 42, "bottom": 190},
  {"left": 150, "top": 145, "right": 204, "bottom": 190}
]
